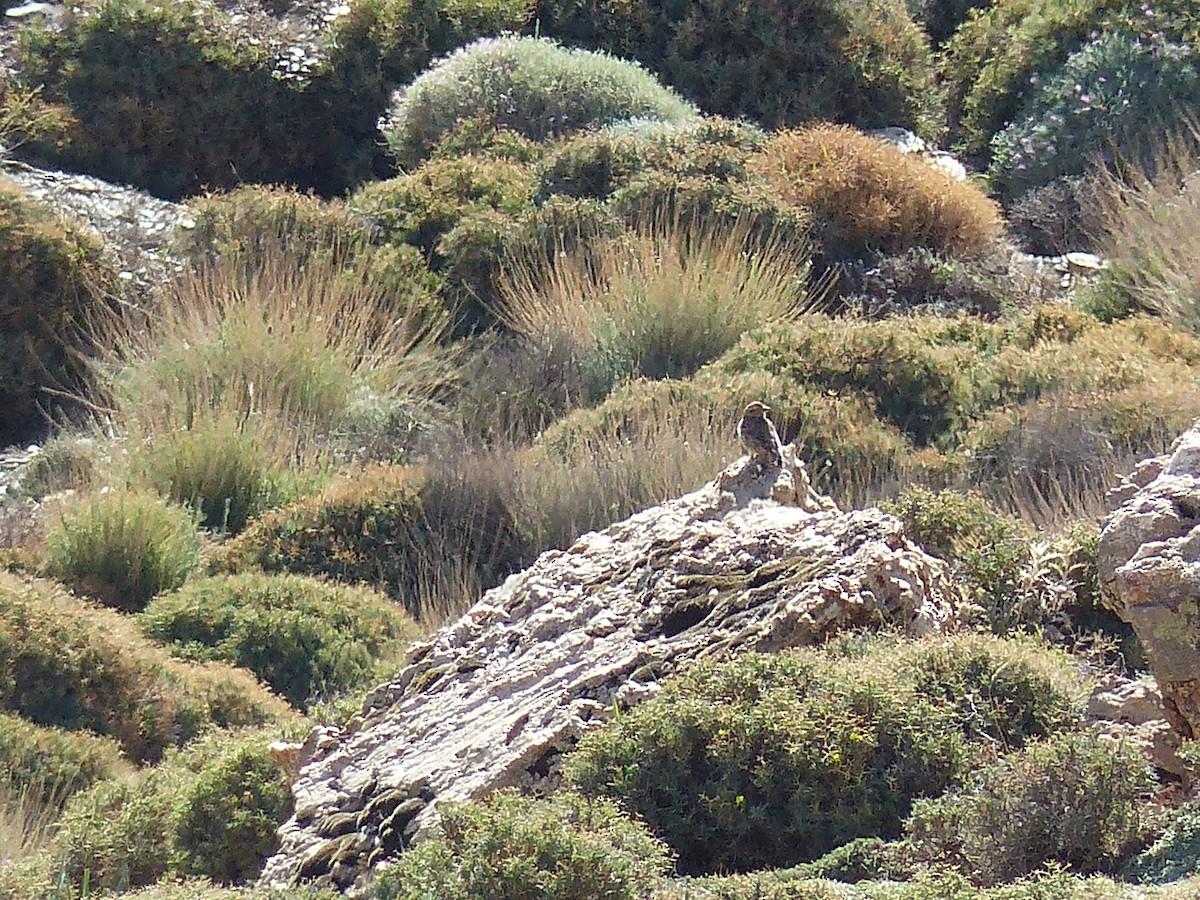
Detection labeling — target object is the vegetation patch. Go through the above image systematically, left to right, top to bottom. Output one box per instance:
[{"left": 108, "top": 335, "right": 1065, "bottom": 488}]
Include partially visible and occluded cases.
[{"left": 139, "top": 572, "right": 419, "bottom": 708}]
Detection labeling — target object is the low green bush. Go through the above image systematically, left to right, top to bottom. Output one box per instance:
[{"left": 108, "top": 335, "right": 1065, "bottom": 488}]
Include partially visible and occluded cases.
[
  {"left": 534, "top": 0, "right": 939, "bottom": 135},
  {"left": 989, "top": 31, "right": 1200, "bottom": 202},
  {"left": 382, "top": 35, "right": 698, "bottom": 165},
  {"left": 750, "top": 125, "right": 1002, "bottom": 263},
  {"left": 0, "top": 178, "right": 116, "bottom": 445},
  {"left": 216, "top": 464, "right": 528, "bottom": 621},
  {"left": 45, "top": 487, "right": 203, "bottom": 612},
  {"left": 140, "top": 572, "right": 419, "bottom": 708},
  {"left": 0, "top": 573, "right": 291, "bottom": 762},
  {"left": 567, "top": 633, "right": 1091, "bottom": 875},
  {"left": 565, "top": 649, "right": 968, "bottom": 873},
  {"left": 0, "top": 710, "right": 125, "bottom": 807},
  {"left": 54, "top": 729, "right": 293, "bottom": 892},
  {"left": 906, "top": 729, "right": 1153, "bottom": 884},
  {"left": 1125, "top": 742, "right": 1200, "bottom": 883},
  {"left": 367, "top": 791, "right": 672, "bottom": 900}
]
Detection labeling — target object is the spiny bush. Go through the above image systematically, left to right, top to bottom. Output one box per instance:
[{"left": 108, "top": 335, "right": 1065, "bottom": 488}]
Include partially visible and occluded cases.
[
  {"left": 534, "top": 0, "right": 939, "bottom": 135},
  {"left": 989, "top": 31, "right": 1200, "bottom": 203},
  {"left": 381, "top": 35, "right": 699, "bottom": 165},
  {"left": 750, "top": 125, "right": 1002, "bottom": 262},
  {"left": 1006, "top": 174, "right": 1106, "bottom": 256},
  {"left": 0, "top": 178, "right": 116, "bottom": 445},
  {"left": 496, "top": 213, "right": 815, "bottom": 401},
  {"left": 844, "top": 248, "right": 1015, "bottom": 319},
  {"left": 215, "top": 463, "right": 528, "bottom": 622},
  {"left": 886, "top": 486, "right": 1034, "bottom": 631},
  {"left": 45, "top": 487, "right": 203, "bottom": 612},
  {"left": 0, "top": 573, "right": 291, "bottom": 762},
  {"left": 139, "top": 573, "right": 419, "bottom": 708},
  {"left": 567, "top": 633, "right": 1088, "bottom": 876},
  {"left": 565, "top": 647, "right": 971, "bottom": 873},
  {"left": 0, "top": 710, "right": 125, "bottom": 808},
  {"left": 54, "top": 729, "right": 293, "bottom": 892},
  {"left": 906, "top": 729, "right": 1153, "bottom": 885},
  {"left": 367, "top": 791, "right": 672, "bottom": 900}
]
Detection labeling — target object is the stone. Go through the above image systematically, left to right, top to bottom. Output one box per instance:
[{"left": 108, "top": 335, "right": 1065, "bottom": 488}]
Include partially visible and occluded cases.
[
  {"left": 1100, "top": 423, "right": 1200, "bottom": 738},
  {"left": 258, "top": 448, "right": 961, "bottom": 890},
  {"left": 1087, "top": 675, "right": 1185, "bottom": 777}
]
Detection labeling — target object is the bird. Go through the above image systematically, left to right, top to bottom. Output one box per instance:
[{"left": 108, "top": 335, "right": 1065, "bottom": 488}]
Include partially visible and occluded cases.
[{"left": 738, "top": 400, "right": 783, "bottom": 469}]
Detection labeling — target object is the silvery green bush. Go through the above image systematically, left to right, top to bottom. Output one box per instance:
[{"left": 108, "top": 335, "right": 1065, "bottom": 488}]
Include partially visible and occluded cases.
[{"left": 382, "top": 35, "right": 699, "bottom": 165}]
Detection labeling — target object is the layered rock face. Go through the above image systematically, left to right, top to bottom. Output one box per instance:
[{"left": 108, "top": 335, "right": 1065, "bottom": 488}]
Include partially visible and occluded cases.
[
  {"left": 1100, "top": 426, "right": 1200, "bottom": 738},
  {"left": 259, "top": 450, "right": 961, "bottom": 891}
]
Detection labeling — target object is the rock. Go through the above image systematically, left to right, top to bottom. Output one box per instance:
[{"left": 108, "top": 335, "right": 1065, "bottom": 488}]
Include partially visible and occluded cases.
[
  {"left": 867, "top": 127, "right": 968, "bottom": 180},
  {"left": 1100, "top": 424, "right": 1200, "bottom": 738},
  {"left": 258, "top": 449, "right": 961, "bottom": 890},
  {"left": 1087, "top": 675, "right": 1186, "bottom": 778}
]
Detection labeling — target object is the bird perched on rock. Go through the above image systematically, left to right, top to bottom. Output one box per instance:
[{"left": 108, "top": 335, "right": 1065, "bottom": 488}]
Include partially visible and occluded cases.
[{"left": 738, "top": 400, "right": 783, "bottom": 469}]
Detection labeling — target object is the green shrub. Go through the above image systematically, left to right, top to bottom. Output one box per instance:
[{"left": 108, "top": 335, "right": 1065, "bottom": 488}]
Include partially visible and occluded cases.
[
  {"left": 6, "top": 0, "right": 530, "bottom": 199},
  {"left": 534, "top": 0, "right": 939, "bottom": 135},
  {"left": 911, "top": 0, "right": 993, "bottom": 46},
  {"left": 989, "top": 31, "right": 1200, "bottom": 202},
  {"left": 382, "top": 35, "right": 699, "bottom": 165},
  {"left": 750, "top": 125, "right": 1002, "bottom": 262},
  {"left": 0, "top": 178, "right": 116, "bottom": 445},
  {"left": 216, "top": 464, "right": 528, "bottom": 621},
  {"left": 885, "top": 486, "right": 1033, "bottom": 629},
  {"left": 45, "top": 488, "right": 203, "bottom": 612},
  {"left": 0, "top": 573, "right": 291, "bottom": 762},
  {"left": 140, "top": 573, "right": 419, "bottom": 708},
  {"left": 565, "top": 649, "right": 970, "bottom": 874},
  {"left": 0, "top": 710, "right": 125, "bottom": 807},
  {"left": 54, "top": 729, "right": 292, "bottom": 892},
  {"left": 906, "top": 729, "right": 1153, "bottom": 885},
  {"left": 1125, "top": 742, "right": 1200, "bottom": 884},
  {"left": 367, "top": 792, "right": 672, "bottom": 900}
]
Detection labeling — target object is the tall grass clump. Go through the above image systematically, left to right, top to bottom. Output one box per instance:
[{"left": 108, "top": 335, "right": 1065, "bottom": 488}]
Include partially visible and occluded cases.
[
  {"left": 382, "top": 35, "right": 699, "bottom": 165},
  {"left": 1090, "top": 135, "right": 1200, "bottom": 329},
  {"left": 496, "top": 214, "right": 815, "bottom": 402},
  {"left": 93, "top": 245, "right": 453, "bottom": 531},
  {"left": 45, "top": 487, "right": 202, "bottom": 612}
]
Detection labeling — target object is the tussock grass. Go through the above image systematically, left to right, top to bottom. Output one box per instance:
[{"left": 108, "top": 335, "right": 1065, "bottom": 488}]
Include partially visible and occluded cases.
[
  {"left": 1092, "top": 133, "right": 1200, "bottom": 329},
  {"left": 496, "top": 213, "right": 817, "bottom": 402},
  {"left": 87, "top": 244, "right": 455, "bottom": 531}
]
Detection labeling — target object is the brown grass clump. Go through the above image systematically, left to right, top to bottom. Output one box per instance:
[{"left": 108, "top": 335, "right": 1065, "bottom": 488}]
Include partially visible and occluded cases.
[
  {"left": 750, "top": 124, "right": 1003, "bottom": 261},
  {"left": 0, "top": 573, "right": 292, "bottom": 763}
]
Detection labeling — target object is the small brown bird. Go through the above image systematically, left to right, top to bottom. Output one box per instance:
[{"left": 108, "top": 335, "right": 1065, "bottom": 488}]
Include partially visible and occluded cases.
[{"left": 738, "top": 400, "right": 783, "bottom": 468}]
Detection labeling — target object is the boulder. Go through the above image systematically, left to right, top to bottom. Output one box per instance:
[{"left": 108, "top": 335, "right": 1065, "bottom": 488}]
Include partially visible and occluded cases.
[
  {"left": 1100, "top": 425, "right": 1200, "bottom": 737},
  {"left": 258, "top": 449, "right": 962, "bottom": 891}
]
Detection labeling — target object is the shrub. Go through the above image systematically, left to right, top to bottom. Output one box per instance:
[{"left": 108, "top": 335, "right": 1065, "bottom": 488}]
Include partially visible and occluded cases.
[
  {"left": 534, "top": 0, "right": 939, "bottom": 135},
  {"left": 939, "top": 0, "right": 1123, "bottom": 156},
  {"left": 989, "top": 31, "right": 1200, "bottom": 202},
  {"left": 381, "top": 35, "right": 699, "bottom": 165},
  {"left": 750, "top": 125, "right": 1002, "bottom": 262},
  {"left": 1005, "top": 175, "right": 1105, "bottom": 256},
  {"left": 0, "top": 178, "right": 116, "bottom": 446},
  {"left": 496, "top": 213, "right": 815, "bottom": 401},
  {"left": 844, "top": 248, "right": 1014, "bottom": 319},
  {"left": 216, "top": 463, "right": 528, "bottom": 622},
  {"left": 885, "top": 486, "right": 1033, "bottom": 630},
  {"left": 45, "top": 488, "right": 203, "bottom": 612},
  {"left": 0, "top": 573, "right": 291, "bottom": 762},
  {"left": 139, "top": 573, "right": 419, "bottom": 708},
  {"left": 565, "top": 648, "right": 970, "bottom": 874},
  {"left": 0, "top": 710, "right": 125, "bottom": 807},
  {"left": 55, "top": 729, "right": 293, "bottom": 892},
  {"left": 906, "top": 729, "right": 1153, "bottom": 884},
  {"left": 1125, "top": 742, "right": 1200, "bottom": 884},
  {"left": 367, "top": 792, "right": 672, "bottom": 900}
]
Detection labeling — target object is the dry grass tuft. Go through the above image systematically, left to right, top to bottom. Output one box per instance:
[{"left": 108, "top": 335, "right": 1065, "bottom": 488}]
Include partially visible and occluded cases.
[
  {"left": 750, "top": 124, "right": 1003, "bottom": 261},
  {"left": 495, "top": 212, "right": 817, "bottom": 401}
]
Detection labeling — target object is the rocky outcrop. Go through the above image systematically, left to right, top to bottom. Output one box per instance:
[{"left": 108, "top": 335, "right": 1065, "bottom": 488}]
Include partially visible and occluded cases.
[
  {"left": 1100, "top": 425, "right": 1200, "bottom": 738},
  {"left": 258, "top": 450, "right": 962, "bottom": 891}
]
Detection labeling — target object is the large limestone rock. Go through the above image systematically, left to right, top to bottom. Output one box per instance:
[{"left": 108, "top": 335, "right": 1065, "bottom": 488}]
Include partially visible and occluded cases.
[
  {"left": 1100, "top": 425, "right": 1200, "bottom": 738},
  {"left": 258, "top": 450, "right": 961, "bottom": 891}
]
